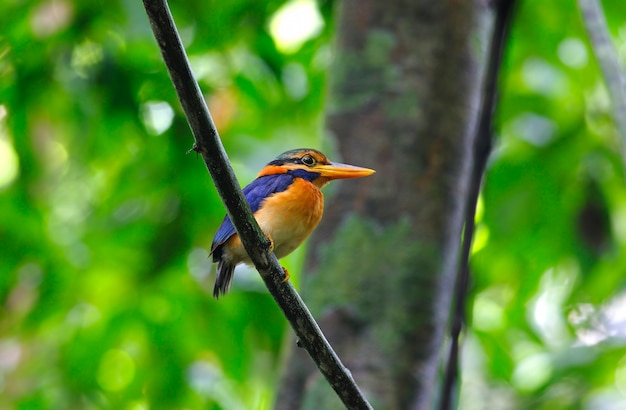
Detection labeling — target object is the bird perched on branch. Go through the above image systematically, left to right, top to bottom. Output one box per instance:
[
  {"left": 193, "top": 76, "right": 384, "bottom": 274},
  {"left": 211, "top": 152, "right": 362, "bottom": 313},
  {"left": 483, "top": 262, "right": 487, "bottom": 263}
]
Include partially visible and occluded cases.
[{"left": 210, "top": 148, "right": 375, "bottom": 298}]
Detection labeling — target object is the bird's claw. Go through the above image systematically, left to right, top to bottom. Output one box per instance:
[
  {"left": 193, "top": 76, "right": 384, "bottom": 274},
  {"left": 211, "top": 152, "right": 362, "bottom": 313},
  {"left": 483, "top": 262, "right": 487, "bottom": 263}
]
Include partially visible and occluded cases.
[
  {"left": 265, "top": 234, "right": 275, "bottom": 253},
  {"left": 281, "top": 267, "right": 290, "bottom": 283}
]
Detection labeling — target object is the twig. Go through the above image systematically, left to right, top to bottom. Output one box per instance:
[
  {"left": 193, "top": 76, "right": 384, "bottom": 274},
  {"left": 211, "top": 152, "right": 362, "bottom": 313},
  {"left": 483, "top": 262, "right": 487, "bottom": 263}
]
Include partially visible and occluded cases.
[
  {"left": 141, "top": 0, "right": 372, "bottom": 408},
  {"left": 579, "top": 0, "right": 626, "bottom": 166},
  {"left": 439, "top": 1, "right": 517, "bottom": 409}
]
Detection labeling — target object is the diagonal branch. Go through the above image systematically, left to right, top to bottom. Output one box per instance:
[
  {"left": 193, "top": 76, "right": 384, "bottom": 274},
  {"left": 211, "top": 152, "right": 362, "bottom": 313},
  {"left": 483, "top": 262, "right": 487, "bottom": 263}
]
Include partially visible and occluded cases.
[
  {"left": 141, "top": 0, "right": 372, "bottom": 408},
  {"left": 579, "top": 0, "right": 626, "bottom": 167}
]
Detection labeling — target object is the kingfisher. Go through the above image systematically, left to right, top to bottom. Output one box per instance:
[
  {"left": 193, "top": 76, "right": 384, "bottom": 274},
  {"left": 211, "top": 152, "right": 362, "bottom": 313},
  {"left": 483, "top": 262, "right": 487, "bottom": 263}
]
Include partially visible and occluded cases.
[{"left": 210, "top": 148, "right": 375, "bottom": 298}]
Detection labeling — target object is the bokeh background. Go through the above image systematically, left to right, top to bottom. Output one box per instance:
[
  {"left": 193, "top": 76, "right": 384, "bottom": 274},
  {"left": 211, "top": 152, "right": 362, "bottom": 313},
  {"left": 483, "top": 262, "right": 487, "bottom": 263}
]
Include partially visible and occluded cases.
[{"left": 1, "top": 0, "right": 626, "bottom": 408}]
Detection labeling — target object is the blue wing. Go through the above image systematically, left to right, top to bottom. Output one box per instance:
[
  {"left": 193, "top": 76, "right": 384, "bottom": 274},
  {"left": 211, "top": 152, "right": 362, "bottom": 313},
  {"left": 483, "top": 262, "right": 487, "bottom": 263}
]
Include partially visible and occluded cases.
[{"left": 210, "top": 173, "right": 295, "bottom": 254}]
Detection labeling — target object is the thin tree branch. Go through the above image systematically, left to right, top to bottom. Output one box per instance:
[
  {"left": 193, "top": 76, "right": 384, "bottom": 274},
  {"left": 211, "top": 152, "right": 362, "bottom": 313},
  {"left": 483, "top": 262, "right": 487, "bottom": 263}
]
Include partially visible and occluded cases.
[
  {"left": 579, "top": 0, "right": 626, "bottom": 166},
  {"left": 141, "top": 1, "right": 372, "bottom": 408},
  {"left": 439, "top": 1, "right": 517, "bottom": 409}
]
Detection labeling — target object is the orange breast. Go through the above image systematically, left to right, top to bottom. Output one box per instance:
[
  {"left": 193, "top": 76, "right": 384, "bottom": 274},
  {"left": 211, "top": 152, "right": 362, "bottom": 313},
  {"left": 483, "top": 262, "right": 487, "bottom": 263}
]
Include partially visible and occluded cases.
[{"left": 253, "top": 178, "right": 324, "bottom": 259}]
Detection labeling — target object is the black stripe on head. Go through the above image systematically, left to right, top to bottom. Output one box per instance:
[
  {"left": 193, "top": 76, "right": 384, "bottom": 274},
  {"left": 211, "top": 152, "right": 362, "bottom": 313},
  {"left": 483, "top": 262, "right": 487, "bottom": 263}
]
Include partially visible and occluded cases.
[{"left": 267, "top": 148, "right": 328, "bottom": 167}]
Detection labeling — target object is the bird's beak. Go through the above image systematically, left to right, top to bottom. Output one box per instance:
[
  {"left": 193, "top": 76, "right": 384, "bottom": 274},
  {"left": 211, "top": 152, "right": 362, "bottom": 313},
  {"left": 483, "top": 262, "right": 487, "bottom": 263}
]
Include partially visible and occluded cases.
[{"left": 315, "top": 162, "right": 376, "bottom": 180}]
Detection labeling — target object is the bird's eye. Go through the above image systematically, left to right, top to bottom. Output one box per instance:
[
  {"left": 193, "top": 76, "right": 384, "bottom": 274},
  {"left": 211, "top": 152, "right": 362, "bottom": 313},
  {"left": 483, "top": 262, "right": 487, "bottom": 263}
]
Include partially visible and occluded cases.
[{"left": 301, "top": 155, "right": 316, "bottom": 166}]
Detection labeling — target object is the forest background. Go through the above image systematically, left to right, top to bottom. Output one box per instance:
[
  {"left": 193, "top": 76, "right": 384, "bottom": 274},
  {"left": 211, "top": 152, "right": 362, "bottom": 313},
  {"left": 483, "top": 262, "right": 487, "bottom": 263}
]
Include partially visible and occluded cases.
[{"left": 2, "top": 0, "right": 626, "bottom": 409}]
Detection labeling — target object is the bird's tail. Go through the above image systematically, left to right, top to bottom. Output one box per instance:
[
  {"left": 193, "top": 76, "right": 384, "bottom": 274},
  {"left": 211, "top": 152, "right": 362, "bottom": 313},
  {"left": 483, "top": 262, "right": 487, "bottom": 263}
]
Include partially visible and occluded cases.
[{"left": 213, "top": 257, "right": 236, "bottom": 298}]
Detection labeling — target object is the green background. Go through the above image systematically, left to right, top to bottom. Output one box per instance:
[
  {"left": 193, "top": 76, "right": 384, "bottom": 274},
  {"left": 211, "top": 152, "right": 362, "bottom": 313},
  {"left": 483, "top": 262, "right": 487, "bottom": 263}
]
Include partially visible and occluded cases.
[{"left": 1, "top": 0, "right": 626, "bottom": 408}]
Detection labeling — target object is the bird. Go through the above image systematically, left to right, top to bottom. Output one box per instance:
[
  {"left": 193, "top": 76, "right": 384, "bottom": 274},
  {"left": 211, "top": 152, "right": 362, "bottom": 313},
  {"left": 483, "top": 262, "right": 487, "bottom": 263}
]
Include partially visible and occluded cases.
[{"left": 210, "top": 148, "right": 375, "bottom": 298}]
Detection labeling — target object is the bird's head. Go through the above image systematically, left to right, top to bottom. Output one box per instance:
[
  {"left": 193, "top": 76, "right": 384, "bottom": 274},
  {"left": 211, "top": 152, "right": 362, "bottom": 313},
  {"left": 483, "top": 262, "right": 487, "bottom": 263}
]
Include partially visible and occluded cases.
[{"left": 257, "top": 148, "right": 375, "bottom": 188}]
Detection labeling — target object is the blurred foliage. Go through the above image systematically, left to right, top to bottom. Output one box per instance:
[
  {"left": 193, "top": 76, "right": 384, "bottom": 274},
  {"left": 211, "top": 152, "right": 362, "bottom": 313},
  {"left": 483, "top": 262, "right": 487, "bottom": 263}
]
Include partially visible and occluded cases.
[
  {"left": 0, "top": 0, "right": 332, "bottom": 408},
  {"left": 1, "top": 0, "right": 626, "bottom": 409},
  {"left": 464, "top": 0, "right": 626, "bottom": 409}
]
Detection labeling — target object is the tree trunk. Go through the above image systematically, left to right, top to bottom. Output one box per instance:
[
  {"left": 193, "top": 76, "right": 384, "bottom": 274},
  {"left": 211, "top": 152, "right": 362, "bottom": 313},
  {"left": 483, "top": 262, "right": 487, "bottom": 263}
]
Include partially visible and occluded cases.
[{"left": 277, "top": 1, "right": 491, "bottom": 408}]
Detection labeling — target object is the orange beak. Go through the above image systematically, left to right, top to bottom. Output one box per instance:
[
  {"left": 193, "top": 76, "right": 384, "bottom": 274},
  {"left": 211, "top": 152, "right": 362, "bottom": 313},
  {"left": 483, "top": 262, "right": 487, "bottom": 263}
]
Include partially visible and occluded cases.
[{"left": 314, "top": 162, "right": 376, "bottom": 180}]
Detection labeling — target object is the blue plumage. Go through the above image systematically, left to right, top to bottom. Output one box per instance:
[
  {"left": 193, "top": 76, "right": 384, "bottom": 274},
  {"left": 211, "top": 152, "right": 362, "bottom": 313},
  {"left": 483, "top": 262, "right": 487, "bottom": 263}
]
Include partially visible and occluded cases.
[{"left": 211, "top": 171, "right": 319, "bottom": 254}]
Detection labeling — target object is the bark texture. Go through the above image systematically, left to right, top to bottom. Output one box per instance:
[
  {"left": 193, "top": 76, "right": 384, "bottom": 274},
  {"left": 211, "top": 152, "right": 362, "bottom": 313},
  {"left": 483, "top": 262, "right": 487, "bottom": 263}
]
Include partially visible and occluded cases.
[{"left": 277, "top": 1, "right": 491, "bottom": 408}]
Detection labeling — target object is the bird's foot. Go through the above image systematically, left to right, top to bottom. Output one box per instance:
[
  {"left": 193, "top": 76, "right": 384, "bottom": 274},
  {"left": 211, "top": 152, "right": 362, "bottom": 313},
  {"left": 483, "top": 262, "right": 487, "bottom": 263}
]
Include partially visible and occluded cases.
[
  {"left": 265, "top": 234, "right": 275, "bottom": 253},
  {"left": 281, "top": 266, "right": 290, "bottom": 283}
]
